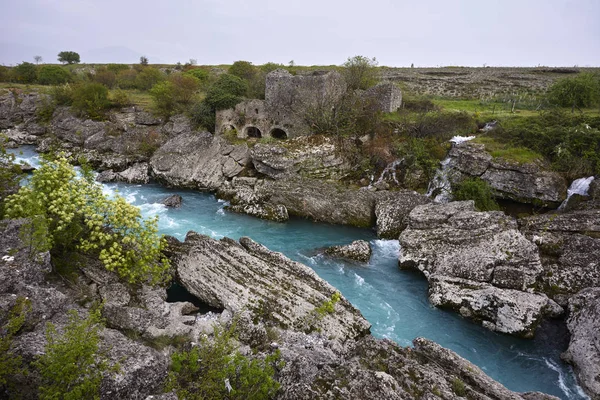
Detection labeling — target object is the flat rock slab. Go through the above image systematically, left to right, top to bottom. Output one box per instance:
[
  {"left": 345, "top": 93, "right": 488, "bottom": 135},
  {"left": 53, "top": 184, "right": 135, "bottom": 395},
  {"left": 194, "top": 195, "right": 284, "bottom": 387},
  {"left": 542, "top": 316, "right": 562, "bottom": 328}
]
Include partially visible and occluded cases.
[
  {"left": 172, "top": 232, "right": 371, "bottom": 342},
  {"left": 325, "top": 240, "right": 372, "bottom": 263}
]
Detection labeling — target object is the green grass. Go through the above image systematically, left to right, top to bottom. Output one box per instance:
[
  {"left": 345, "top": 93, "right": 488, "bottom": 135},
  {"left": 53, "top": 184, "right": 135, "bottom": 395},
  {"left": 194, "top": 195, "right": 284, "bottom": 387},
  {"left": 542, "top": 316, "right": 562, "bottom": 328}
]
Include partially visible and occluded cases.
[{"left": 473, "top": 136, "right": 543, "bottom": 164}]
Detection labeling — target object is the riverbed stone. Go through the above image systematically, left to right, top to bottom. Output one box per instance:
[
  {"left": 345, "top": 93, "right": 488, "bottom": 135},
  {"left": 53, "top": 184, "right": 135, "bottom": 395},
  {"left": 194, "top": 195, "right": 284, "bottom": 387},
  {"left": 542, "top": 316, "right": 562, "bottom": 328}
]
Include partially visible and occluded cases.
[
  {"left": 374, "top": 190, "right": 431, "bottom": 239},
  {"left": 162, "top": 194, "right": 183, "bottom": 208},
  {"left": 399, "top": 201, "right": 561, "bottom": 337},
  {"left": 325, "top": 240, "right": 372, "bottom": 262}
]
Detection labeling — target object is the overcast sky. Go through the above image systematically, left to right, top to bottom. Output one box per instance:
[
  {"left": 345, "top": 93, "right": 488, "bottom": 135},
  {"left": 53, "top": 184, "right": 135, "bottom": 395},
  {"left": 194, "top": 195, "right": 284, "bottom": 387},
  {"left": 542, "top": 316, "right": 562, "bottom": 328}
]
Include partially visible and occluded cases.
[{"left": 1, "top": 0, "right": 598, "bottom": 67}]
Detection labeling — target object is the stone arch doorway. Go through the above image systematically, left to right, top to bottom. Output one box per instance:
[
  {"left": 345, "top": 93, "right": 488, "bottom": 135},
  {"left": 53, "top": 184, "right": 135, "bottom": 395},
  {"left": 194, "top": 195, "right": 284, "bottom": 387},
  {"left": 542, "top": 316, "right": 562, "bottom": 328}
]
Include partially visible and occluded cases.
[
  {"left": 244, "top": 126, "right": 262, "bottom": 138},
  {"left": 270, "top": 128, "right": 288, "bottom": 139}
]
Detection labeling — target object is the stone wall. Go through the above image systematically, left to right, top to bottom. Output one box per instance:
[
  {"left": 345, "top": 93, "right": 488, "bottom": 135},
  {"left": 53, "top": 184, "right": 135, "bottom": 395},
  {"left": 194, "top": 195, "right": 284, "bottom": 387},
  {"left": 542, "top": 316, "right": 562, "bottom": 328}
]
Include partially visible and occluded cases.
[{"left": 362, "top": 83, "right": 402, "bottom": 113}]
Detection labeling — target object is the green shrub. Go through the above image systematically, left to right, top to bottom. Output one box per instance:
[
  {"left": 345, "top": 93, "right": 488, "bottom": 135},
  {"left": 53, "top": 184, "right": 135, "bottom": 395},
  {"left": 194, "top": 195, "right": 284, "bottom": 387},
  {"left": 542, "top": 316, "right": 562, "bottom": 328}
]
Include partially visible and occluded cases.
[
  {"left": 342, "top": 55, "right": 379, "bottom": 90},
  {"left": 229, "top": 61, "right": 257, "bottom": 82},
  {"left": 12, "top": 62, "right": 38, "bottom": 83},
  {"left": 106, "top": 64, "right": 130, "bottom": 74},
  {"left": 37, "top": 65, "right": 72, "bottom": 85},
  {"left": 0, "top": 66, "right": 9, "bottom": 82},
  {"left": 135, "top": 67, "right": 164, "bottom": 91},
  {"left": 93, "top": 68, "right": 116, "bottom": 88},
  {"left": 184, "top": 68, "right": 209, "bottom": 85},
  {"left": 116, "top": 69, "right": 138, "bottom": 89},
  {"left": 547, "top": 72, "right": 600, "bottom": 111},
  {"left": 204, "top": 73, "right": 248, "bottom": 111},
  {"left": 150, "top": 74, "right": 200, "bottom": 118},
  {"left": 149, "top": 81, "right": 176, "bottom": 117},
  {"left": 71, "top": 82, "right": 110, "bottom": 120},
  {"left": 49, "top": 83, "right": 75, "bottom": 106},
  {"left": 111, "top": 89, "right": 132, "bottom": 108},
  {"left": 36, "top": 97, "right": 57, "bottom": 123},
  {"left": 189, "top": 101, "right": 215, "bottom": 132},
  {"left": 387, "top": 110, "right": 476, "bottom": 139},
  {"left": 0, "top": 136, "right": 24, "bottom": 216},
  {"left": 395, "top": 138, "right": 446, "bottom": 189},
  {"left": 4, "top": 156, "right": 170, "bottom": 285},
  {"left": 452, "top": 178, "right": 500, "bottom": 211},
  {"left": 315, "top": 292, "right": 341, "bottom": 316},
  {"left": 0, "top": 297, "right": 31, "bottom": 394},
  {"left": 35, "top": 307, "right": 112, "bottom": 400},
  {"left": 166, "top": 324, "right": 282, "bottom": 400},
  {"left": 451, "top": 378, "right": 467, "bottom": 397}
]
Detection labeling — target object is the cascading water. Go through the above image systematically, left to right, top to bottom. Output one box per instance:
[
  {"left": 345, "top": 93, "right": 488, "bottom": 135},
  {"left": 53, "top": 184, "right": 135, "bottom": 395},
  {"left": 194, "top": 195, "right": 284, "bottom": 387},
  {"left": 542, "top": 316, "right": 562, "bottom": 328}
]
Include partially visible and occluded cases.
[
  {"left": 426, "top": 136, "right": 476, "bottom": 203},
  {"left": 7, "top": 146, "right": 588, "bottom": 399},
  {"left": 365, "top": 159, "right": 403, "bottom": 189},
  {"left": 558, "top": 176, "right": 595, "bottom": 210}
]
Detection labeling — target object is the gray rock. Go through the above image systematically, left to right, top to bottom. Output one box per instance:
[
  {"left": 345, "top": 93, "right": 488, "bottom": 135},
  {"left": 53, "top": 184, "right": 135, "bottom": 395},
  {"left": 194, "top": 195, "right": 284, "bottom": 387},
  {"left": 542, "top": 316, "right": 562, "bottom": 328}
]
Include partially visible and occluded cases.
[
  {"left": 0, "top": 92, "right": 46, "bottom": 129},
  {"left": 135, "top": 111, "right": 162, "bottom": 126},
  {"left": 150, "top": 131, "right": 249, "bottom": 190},
  {"left": 448, "top": 142, "right": 568, "bottom": 207},
  {"left": 95, "top": 163, "right": 149, "bottom": 184},
  {"left": 374, "top": 190, "right": 431, "bottom": 239},
  {"left": 162, "top": 194, "right": 183, "bottom": 208},
  {"left": 399, "top": 202, "right": 561, "bottom": 337},
  {"left": 173, "top": 232, "right": 371, "bottom": 341},
  {"left": 325, "top": 240, "right": 372, "bottom": 263},
  {"left": 563, "top": 288, "right": 600, "bottom": 399}
]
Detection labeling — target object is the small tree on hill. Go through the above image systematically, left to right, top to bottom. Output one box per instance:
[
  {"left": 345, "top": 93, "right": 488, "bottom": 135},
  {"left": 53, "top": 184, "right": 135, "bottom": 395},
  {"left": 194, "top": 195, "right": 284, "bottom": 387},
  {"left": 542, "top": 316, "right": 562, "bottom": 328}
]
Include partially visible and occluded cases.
[
  {"left": 57, "top": 51, "right": 80, "bottom": 64},
  {"left": 34, "top": 55, "right": 43, "bottom": 64},
  {"left": 140, "top": 55, "right": 149, "bottom": 66},
  {"left": 342, "top": 55, "right": 379, "bottom": 91},
  {"left": 547, "top": 73, "right": 600, "bottom": 112}
]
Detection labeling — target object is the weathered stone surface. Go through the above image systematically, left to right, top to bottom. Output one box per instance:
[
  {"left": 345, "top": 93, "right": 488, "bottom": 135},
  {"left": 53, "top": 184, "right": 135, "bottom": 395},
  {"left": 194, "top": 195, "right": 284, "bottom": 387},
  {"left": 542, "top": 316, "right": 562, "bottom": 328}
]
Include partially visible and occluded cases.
[
  {"left": 0, "top": 92, "right": 46, "bottom": 129},
  {"left": 135, "top": 111, "right": 162, "bottom": 126},
  {"left": 150, "top": 131, "right": 249, "bottom": 190},
  {"left": 251, "top": 136, "right": 350, "bottom": 180},
  {"left": 448, "top": 142, "right": 568, "bottom": 207},
  {"left": 96, "top": 162, "right": 150, "bottom": 184},
  {"left": 218, "top": 177, "right": 376, "bottom": 227},
  {"left": 374, "top": 190, "right": 431, "bottom": 239},
  {"left": 162, "top": 194, "right": 183, "bottom": 208},
  {"left": 399, "top": 201, "right": 561, "bottom": 337},
  {"left": 521, "top": 210, "right": 600, "bottom": 304},
  {"left": 173, "top": 232, "right": 371, "bottom": 341},
  {"left": 325, "top": 240, "right": 372, "bottom": 263},
  {"left": 563, "top": 288, "right": 600, "bottom": 399}
]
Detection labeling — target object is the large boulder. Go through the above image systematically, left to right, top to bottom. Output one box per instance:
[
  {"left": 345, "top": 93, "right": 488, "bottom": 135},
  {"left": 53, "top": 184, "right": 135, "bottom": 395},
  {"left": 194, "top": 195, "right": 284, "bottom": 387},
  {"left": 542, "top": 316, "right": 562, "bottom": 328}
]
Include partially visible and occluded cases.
[
  {"left": 0, "top": 92, "right": 46, "bottom": 130},
  {"left": 150, "top": 131, "right": 250, "bottom": 190},
  {"left": 251, "top": 136, "right": 350, "bottom": 180},
  {"left": 448, "top": 142, "right": 567, "bottom": 207},
  {"left": 96, "top": 162, "right": 150, "bottom": 184},
  {"left": 218, "top": 177, "right": 376, "bottom": 227},
  {"left": 374, "top": 190, "right": 431, "bottom": 239},
  {"left": 399, "top": 201, "right": 561, "bottom": 337},
  {"left": 520, "top": 210, "right": 600, "bottom": 305},
  {"left": 172, "top": 232, "right": 371, "bottom": 341},
  {"left": 325, "top": 240, "right": 372, "bottom": 263},
  {"left": 563, "top": 288, "right": 600, "bottom": 399}
]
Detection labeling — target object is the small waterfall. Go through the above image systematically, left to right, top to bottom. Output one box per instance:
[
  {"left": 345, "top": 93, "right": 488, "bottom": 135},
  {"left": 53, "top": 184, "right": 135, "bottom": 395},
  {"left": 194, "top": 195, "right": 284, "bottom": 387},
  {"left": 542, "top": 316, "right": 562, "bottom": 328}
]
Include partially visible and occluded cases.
[
  {"left": 426, "top": 136, "right": 477, "bottom": 202},
  {"left": 364, "top": 159, "right": 403, "bottom": 189},
  {"left": 558, "top": 176, "right": 595, "bottom": 210}
]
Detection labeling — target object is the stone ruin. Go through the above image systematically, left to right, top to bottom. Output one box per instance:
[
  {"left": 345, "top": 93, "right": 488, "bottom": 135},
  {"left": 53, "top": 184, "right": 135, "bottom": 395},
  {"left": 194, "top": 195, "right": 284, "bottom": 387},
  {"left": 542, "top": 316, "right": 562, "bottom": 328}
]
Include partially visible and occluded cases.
[{"left": 215, "top": 69, "right": 402, "bottom": 139}]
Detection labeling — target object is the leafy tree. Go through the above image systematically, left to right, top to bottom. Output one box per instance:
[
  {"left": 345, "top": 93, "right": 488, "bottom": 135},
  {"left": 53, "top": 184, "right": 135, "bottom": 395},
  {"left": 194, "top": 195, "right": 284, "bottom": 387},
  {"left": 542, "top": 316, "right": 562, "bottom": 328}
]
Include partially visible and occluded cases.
[
  {"left": 57, "top": 51, "right": 81, "bottom": 65},
  {"left": 34, "top": 55, "right": 43, "bottom": 64},
  {"left": 140, "top": 55, "right": 149, "bottom": 66},
  {"left": 342, "top": 55, "right": 379, "bottom": 91},
  {"left": 229, "top": 61, "right": 257, "bottom": 82},
  {"left": 12, "top": 62, "right": 38, "bottom": 84},
  {"left": 106, "top": 64, "right": 130, "bottom": 74},
  {"left": 37, "top": 65, "right": 72, "bottom": 85},
  {"left": 0, "top": 66, "right": 9, "bottom": 82},
  {"left": 93, "top": 67, "right": 116, "bottom": 88},
  {"left": 135, "top": 67, "right": 164, "bottom": 91},
  {"left": 183, "top": 68, "right": 209, "bottom": 86},
  {"left": 116, "top": 69, "right": 138, "bottom": 89},
  {"left": 204, "top": 73, "right": 248, "bottom": 111},
  {"left": 547, "top": 73, "right": 600, "bottom": 112},
  {"left": 149, "top": 74, "right": 200, "bottom": 117},
  {"left": 71, "top": 82, "right": 110, "bottom": 120},
  {"left": 4, "top": 156, "right": 170, "bottom": 285},
  {"left": 452, "top": 177, "right": 500, "bottom": 211},
  {"left": 0, "top": 297, "right": 31, "bottom": 394},
  {"left": 35, "top": 307, "right": 113, "bottom": 400},
  {"left": 166, "top": 324, "right": 282, "bottom": 399}
]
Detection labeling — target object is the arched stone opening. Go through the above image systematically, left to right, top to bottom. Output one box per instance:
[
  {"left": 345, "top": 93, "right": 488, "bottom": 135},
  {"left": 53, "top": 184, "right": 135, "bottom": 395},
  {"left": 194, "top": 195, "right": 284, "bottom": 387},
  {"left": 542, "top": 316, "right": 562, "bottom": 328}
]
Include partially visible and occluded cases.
[
  {"left": 221, "top": 124, "right": 237, "bottom": 134},
  {"left": 244, "top": 126, "right": 262, "bottom": 138},
  {"left": 270, "top": 128, "right": 288, "bottom": 139}
]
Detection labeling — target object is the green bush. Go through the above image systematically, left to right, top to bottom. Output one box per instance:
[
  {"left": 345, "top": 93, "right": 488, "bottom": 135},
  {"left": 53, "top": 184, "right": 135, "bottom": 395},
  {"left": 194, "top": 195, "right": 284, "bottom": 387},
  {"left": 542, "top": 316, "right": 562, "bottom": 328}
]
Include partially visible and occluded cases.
[
  {"left": 342, "top": 55, "right": 379, "bottom": 90},
  {"left": 229, "top": 61, "right": 257, "bottom": 82},
  {"left": 12, "top": 62, "right": 38, "bottom": 84},
  {"left": 106, "top": 64, "right": 130, "bottom": 74},
  {"left": 37, "top": 65, "right": 72, "bottom": 85},
  {"left": 0, "top": 66, "right": 9, "bottom": 82},
  {"left": 135, "top": 67, "right": 164, "bottom": 91},
  {"left": 93, "top": 68, "right": 116, "bottom": 88},
  {"left": 184, "top": 68, "right": 209, "bottom": 85},
  {"left": 116, "top": 69, "right": 138, "bottom": 89},
  {"left": 204, "top": 73, "right": 248, "bottom": 111},
  {"left": 547, "top": 73, "right": 600, "bottom": 111},
  {"left": 150, "top": 74, "right": 201, "bottom": 118},
  {"left": 149, "top": 81, "right": 176, "bottom": 117},
  {"left": 71, "top": 82, "right": 110, "bottom": 120},
  {"left": 49, "top": 83, "right": 75, "bottom": 106},
  {"left": 111, "top": 89, "right": 132, "bottom": 108},
  {"left": 189, "top": 101, "right": 215, "bottom": 132},
  {"left": 387, "top": 110, "right": 476, "bottom": 139},
  {"left": 0, "top": 136, "right": 23, "bottom": 216},
  {"left": 395, "top": 138, "right": 446, "bottom": 189},
  {"left": 4, "top": 156, "right": 170, "bottom": 285},
  {"left": 452, "top": 178, "right": 500, "bottom": 211},
  {"left": 0, "top": 297, "right": 31, "bottom": 394},
  {"left": 35, "top": 307, "right": 112, "bottom": 400},
  {"left": 166, "top": 324, "right": 282, "bottom": 400},
  {"left": 451, "top": 378, "right": 467, "bottom": 397}
]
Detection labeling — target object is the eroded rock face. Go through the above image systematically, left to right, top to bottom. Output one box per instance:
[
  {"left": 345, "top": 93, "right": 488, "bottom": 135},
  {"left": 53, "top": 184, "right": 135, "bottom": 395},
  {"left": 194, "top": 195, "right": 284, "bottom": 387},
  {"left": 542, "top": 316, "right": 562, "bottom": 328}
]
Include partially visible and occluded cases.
[
  {"left": 0, "top": 92, "right": 46, "bottom": 130},
  {"left": 150, "top": 131, "right": 250, "bottom": 190},
  {"left": 250, "top": 136, "right": 350, "bottom": 181},
  {"left": 448, "top": 142, "right": 567, "bottom": 207},
  {"left": 96, "top": 162, "right": 150, "bottom": 184},
  {"left": 218, "top": 177, "right": 376, "bottom": 227},
  {"left": 374, "top": 190, "right": 431, "bottom": 239},
  {"left": 399, "top": 201, "right": 561, "bottom": 337},
  {"left": 520, "top": 210, "right": 600, "bottom": 305},
  {"left": 172, "top": 233, "right": 371, "bottom": 341},
  {"left": 325, "top": 240, "right": 372, "bottom": 263},
  {"left": 563, "top": 288, "right": 600, "bottom": 399}
]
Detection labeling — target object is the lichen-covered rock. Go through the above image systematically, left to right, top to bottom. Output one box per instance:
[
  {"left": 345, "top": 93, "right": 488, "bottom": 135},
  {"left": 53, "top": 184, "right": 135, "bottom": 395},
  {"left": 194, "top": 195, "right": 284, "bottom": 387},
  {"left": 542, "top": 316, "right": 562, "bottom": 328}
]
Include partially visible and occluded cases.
[
  {"left": 0, "top": 92, "right": 46, "bottom": 129},
  {"left": 150, "top": 131, "right": 249, "bottom": 190},
  {"left": 251, "top": 136, "right": 350, "bottom": 180},
  {"left": 448, "top": 142, "right": 568, "bottom": 207},
  {"left": 96, "top": 162, "right": 150, "bottom": 184},
  {"left": 218, "top": 177, "right": 376, "bottom": 227},
  {"left": 374, "top": 190, "right": 431, "bottom": 239},
  {"left": 162, "top": 194, "right": 183, "bottom": 208},
  {"left": 399, "top": 201, "right": 561, "bottom": 337},
  {"left": 520, "top": 210, "right": 600, "bottom": 304},
  {"left": 172, "top": 232, "right": 371, "bottom": 341},
  {"left": 325, "top": 240, "right": 372, "bottom": 263},
  {"left": 563, "top": 288, "right": 600, "bottom": 399}
]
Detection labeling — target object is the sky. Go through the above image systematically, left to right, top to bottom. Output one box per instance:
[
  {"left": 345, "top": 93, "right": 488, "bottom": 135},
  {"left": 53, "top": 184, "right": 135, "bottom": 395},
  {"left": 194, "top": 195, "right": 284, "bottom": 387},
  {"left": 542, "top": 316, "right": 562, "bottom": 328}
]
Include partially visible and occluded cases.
[{"left": 0, "top": 0, "right": 599, "bottom": 67}]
